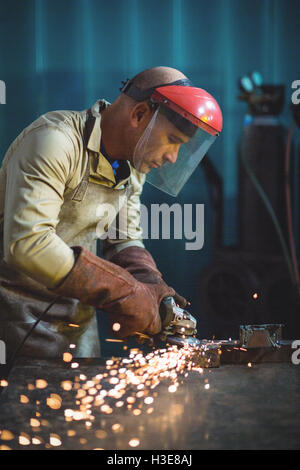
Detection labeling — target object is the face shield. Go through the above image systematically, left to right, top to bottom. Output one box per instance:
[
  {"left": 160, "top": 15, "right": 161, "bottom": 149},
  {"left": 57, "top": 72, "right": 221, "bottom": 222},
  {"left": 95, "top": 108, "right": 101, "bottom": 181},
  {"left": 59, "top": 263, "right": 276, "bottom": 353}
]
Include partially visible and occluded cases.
[
  {"left": 120, "top": 79, "right": 223, "bottom": 196},
  {"left": 133, "top": 104, "right": 217, "bottom": 196}
]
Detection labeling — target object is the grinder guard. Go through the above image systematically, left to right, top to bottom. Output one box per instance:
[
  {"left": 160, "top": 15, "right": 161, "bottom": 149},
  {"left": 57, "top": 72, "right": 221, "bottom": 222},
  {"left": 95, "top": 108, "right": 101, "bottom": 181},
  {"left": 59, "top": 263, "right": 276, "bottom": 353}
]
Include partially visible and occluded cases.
[{"left": 159, "top": 296, "right": 200, "bottom": 347}]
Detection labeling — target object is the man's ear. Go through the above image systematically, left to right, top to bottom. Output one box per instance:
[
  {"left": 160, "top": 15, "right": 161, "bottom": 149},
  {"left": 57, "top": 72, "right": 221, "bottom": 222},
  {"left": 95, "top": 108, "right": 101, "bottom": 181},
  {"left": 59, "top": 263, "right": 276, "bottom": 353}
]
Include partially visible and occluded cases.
[{"left": 130, "top": 102, "right": 152, "bottom": 128}]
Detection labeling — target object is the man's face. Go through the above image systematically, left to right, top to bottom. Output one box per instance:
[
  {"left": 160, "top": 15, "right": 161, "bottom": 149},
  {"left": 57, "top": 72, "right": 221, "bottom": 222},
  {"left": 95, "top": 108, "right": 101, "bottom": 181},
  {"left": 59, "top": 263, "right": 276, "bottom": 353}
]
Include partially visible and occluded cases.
[{"left": 134, "top": 113, "right": 190, "bottom": 174}]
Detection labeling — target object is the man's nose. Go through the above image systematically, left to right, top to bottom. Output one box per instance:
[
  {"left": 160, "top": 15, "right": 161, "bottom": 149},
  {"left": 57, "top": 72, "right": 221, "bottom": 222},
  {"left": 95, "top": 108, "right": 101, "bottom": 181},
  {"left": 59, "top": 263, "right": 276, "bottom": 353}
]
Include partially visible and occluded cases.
[{"left": 163, "top": 148, "right": 179, "bottom": 164}]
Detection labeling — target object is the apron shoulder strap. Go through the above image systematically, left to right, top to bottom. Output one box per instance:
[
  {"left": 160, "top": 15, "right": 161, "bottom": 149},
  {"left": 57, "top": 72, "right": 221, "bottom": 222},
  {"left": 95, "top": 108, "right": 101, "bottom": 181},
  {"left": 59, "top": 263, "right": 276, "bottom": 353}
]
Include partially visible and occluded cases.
[
  {"left": 71, "top": 103, "right": 132, "bottom": 202},
  {"left": 71, "top": 109, "right": 95, "bottom": 202}
]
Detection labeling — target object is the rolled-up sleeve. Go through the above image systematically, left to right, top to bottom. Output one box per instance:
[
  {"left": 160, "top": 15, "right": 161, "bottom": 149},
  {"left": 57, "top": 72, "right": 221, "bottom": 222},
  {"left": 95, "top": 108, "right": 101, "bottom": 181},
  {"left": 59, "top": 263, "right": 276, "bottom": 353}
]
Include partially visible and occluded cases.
[
  {"left": 3, "top": 125, "right": 77, "bottom": 288},
  {"left": 102, "top": 168, "right": 146, "bottom": 260}
]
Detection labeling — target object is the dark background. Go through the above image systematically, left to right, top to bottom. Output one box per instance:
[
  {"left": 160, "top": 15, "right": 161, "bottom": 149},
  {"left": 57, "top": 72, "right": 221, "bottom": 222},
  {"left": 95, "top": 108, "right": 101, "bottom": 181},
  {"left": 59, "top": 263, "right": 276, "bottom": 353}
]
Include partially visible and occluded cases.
[{"left": 0, "top": 0, "right": 300, "bottom": 348}]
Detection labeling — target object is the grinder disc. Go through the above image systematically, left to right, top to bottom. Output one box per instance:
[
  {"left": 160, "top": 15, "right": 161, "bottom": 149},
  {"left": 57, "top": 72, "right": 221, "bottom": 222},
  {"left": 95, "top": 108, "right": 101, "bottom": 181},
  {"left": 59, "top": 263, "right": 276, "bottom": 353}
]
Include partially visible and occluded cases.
[{"left": 166, "top": 335, "right": 200, "bottom": 348}]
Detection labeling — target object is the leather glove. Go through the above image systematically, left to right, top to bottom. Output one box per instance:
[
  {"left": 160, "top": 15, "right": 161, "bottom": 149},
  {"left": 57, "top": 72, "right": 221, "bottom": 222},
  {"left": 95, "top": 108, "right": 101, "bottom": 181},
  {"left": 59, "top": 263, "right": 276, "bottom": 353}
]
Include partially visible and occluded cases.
[
  {"left": 50, "top": 246, "right": 175, "bottom": 338},
  {"left": 110, "top": 246, "right": 187, "bottom": 308}
]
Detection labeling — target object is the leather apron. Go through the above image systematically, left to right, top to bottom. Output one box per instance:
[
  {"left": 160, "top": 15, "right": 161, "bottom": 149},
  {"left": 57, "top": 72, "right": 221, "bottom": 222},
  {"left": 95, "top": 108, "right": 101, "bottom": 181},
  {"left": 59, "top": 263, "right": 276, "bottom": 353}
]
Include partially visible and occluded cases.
[{"left": 0, "top": 110, "right": 131, "bottom": 360}]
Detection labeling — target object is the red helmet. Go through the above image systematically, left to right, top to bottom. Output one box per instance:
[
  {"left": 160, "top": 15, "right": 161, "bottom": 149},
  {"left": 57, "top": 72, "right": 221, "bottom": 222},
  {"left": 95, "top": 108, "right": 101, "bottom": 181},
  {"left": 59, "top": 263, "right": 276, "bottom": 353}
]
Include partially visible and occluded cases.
[{"left": 151, "top": 85, "right": 223, "bottom": 136}]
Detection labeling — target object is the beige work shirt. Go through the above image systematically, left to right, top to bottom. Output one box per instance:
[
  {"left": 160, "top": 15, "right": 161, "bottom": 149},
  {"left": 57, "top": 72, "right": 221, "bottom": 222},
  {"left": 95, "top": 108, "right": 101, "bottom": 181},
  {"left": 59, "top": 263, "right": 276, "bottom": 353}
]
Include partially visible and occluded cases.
[{"left": 0, "top": 99, "right": 145, "bottom": 289}]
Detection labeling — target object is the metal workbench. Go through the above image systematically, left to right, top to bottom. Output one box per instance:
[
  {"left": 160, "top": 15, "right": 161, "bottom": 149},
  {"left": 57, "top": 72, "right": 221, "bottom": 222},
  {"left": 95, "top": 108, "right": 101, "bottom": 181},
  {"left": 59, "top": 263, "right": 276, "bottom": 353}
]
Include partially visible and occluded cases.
[{"left": 0, "top": 358, "right": 299, "bottom": 450}]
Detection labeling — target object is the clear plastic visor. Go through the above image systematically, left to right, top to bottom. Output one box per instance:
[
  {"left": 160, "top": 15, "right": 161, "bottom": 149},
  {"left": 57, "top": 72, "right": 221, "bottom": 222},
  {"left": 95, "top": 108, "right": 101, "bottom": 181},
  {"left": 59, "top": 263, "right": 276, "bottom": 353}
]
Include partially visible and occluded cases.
[{"left": 133, "top": 105, "right": 217, "bottom": 196}]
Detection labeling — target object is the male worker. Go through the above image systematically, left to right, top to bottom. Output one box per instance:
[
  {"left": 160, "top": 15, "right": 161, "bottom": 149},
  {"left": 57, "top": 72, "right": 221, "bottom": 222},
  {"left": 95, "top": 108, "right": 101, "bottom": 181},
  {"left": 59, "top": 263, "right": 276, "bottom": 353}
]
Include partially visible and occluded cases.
[{"left": 0, "top": 66, "right": 222, "bottom": 359}]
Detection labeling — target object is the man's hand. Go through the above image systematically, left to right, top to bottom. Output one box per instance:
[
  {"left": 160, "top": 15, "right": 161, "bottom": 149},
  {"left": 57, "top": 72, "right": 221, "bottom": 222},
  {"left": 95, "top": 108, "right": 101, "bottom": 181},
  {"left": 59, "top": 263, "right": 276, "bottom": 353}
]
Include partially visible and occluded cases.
[
  {"left": 50, "top": 246, "right": 175, "bottom": 338},
  {"left": 110, "top": 246, "right": 188, "bottom": 308}
]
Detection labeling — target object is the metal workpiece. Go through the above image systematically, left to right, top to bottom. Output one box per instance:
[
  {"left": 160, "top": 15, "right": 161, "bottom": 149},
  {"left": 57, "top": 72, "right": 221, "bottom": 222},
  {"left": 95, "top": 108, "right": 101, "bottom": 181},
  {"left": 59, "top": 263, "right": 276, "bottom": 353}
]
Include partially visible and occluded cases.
[
  {"left": 158, "top": 305, "right": 294, "bottom": 367},
  {"left": 200, "top": 324, "right": 294, "bottom": 366},
  {"left": 239, "top": 324, "right": 284, "bottom": 348}
]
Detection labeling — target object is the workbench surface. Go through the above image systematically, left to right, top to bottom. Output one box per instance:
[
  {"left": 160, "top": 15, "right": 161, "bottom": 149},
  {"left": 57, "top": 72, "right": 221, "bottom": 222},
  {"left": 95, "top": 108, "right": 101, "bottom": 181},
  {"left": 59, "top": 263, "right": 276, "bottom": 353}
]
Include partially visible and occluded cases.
[{"left": 0, "top": 358, "right": 299, "bottom": 450}]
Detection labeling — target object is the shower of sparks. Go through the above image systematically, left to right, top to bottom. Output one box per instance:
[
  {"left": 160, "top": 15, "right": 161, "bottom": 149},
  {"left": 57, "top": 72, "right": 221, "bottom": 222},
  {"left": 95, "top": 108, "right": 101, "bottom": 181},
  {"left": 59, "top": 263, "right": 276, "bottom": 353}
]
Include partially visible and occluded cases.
[{"left": 0, "top": 341, "right": 216, "bottom": 449}]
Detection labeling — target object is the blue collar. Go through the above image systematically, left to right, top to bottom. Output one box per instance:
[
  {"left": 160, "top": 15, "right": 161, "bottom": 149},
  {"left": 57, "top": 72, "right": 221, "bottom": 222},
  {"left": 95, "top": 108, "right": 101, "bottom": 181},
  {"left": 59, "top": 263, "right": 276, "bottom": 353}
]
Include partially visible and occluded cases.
[{"left": 100, "top": 141, "right": 120, "bottom": 176}]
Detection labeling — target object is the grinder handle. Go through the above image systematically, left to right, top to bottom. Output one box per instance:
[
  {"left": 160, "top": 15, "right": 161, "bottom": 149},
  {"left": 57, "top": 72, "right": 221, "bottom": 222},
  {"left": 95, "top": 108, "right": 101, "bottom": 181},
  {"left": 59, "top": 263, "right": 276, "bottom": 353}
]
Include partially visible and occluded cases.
[{"left": 159, "top": 296, "right": 176, "bottom": 328}]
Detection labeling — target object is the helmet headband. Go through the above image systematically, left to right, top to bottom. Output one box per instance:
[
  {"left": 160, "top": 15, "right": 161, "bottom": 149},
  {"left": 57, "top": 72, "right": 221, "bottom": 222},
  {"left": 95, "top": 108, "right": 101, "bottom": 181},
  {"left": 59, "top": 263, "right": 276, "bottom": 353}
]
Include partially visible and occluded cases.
[{"left": 120, "top": 77, "right": 193, "bottom": 102}]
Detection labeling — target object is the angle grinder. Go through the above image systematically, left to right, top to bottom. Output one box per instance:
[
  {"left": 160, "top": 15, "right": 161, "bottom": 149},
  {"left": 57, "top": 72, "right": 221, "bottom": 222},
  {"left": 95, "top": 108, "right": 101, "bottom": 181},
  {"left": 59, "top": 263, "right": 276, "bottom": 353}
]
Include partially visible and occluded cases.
[{"left": 158, "top": 296, "right": 200, "bottom": 347}]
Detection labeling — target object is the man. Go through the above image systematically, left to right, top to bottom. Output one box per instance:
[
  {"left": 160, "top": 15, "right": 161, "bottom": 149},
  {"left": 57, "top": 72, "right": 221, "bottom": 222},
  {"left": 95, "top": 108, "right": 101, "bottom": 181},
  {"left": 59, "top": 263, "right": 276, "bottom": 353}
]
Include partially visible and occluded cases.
[{"left": 0, "top": 66, "right": 222, "bottom": 359}]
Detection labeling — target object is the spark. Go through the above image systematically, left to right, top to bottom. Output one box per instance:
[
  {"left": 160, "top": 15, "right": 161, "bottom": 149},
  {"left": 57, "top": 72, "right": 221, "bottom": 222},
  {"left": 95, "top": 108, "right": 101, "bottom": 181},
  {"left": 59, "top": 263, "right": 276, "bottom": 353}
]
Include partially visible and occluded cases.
[
  {"left": 112, "top": 323, "right": 121, "bottom": 332},
  {"left": 105, "top": 339, "right": 124, "bottom": 343},
  {"left": 63, "top": 353, "right": 73, "bottom": 363},
  {"left": 35, "top": 379, "right": 48, "bottom": 389},
  {"left": 61, "top": 381, "right": 73, "bottom": 391},
  {"left": 46, "top": 394, "right": 62, "bottom": 410},
  {"left": 20, "top": 395, "right": 29, "bottom": 404},
  {"left": 144, "top": 396, "right": 154, "bottom": 404},
  {"left": 127, "top": 397, "right": 135, "bottom": 404},
  {"left": 64, "top": 409, "right": 74, "bottom": 418},
  {"left": 73, "top": 411, "right": 87, "bottom": 421},
  {"left": 30, "top": 418, "right": 40, "bottom": 428},
  {"left": 112, "top": 423, "right": 123, "bottom": 432},
  {"left": 0, "top": 430, "right": 14, "bottom": 441},
  {"left": 95, "top": 430, "right": 107, "bottom": 439},
  {"left": 19, "top": 434, "right": 30, "bottom": 446},
  {"left": 49, "top": 434, "right": 62, "bottom": 447},
  {"left": 32, "top": 437, "right": 43, "bottom": 445},
  {"left": 129, "top": 438, "right": 140, "bottom": 448}
]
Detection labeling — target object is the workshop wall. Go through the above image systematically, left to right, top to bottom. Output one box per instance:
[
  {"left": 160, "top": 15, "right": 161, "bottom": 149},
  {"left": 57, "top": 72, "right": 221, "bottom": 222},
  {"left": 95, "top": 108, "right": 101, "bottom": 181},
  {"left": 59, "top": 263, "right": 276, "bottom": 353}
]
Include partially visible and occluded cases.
[{"left": 0, "top": 0, "right": 299, "bottom": 344}]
